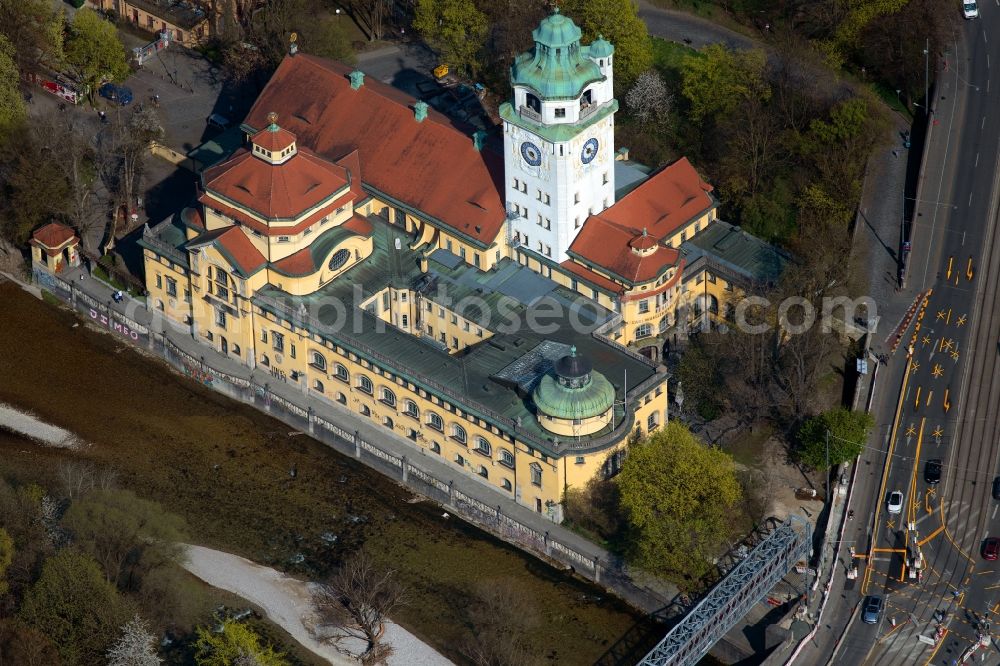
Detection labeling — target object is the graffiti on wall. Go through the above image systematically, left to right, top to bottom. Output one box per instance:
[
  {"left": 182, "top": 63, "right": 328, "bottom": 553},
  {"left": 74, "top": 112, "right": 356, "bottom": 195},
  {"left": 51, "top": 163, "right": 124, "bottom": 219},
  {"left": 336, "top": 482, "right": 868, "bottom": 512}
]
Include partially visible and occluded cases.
[{"left": 89, "top": 308, "right": 140, "bottom": 341}]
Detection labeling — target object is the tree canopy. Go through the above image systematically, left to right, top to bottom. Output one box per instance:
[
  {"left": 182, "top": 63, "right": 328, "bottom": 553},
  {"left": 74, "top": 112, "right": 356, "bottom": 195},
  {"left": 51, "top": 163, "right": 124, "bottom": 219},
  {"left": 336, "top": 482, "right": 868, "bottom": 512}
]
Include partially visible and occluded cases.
[
  {"left": 0, "top": 0, "right": 65, "bottom": 71},
  {"left": 413, "top": 0, "right": 489, "bottom": 76},
  {"left": 561, "top": 0, "right": 651, "bottom": 90},
  {"left": 65, "top": 8, "right": 129, "bottom": 93},
  {"left": 0, "top": 35, "right": 24, "bottom": 136},
  {"left": 680, "top": 44, "right": 769, "bottom": 125},
  {"left": 797, "top": 407, "right": 874, "bottom": 469},
  {"left": 617, "top": 422, "right": 742, "bottom": 583},
  {"left": 62, "top": 488, "right": 186, "bottom": 590},
  {"left": 0, "top": 528, "right": 12, "bottom": 597},
  {"left": 18, "top": 549, "right": 134, "bottom": 666},
  {"left": 194, "top": 620, "right": 289, "bottom": 666}
]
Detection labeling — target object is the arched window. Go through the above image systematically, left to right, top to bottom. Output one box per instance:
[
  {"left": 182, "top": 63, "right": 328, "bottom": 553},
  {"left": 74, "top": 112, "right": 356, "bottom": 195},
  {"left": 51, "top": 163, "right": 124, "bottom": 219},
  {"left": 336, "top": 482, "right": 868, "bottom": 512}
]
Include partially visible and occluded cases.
[
  {"left": 526, "top": 93, "right": 541, "bottom": 113},
  {"left": 658, "top": 315, "right": 670, "bottom": 333},
  {"left": 635, "top": 324, "right": 653, "bottom": 339},
  {"left": 232, "top": 344, "right": 241, "bottom": 356},
  {"left": 310, "top": 350, "right": 326, "bottom": 371},
  {"left": 260, "top": 354, "right": 270, "bottom": 366},
  {"left": 334, "top": 364, "right": 349, "bottom": 382},
  {"left": 357, "top": 375, "right": 373, "bottom": 394},
  {"left": 313, "top": 379, "right": 324, "bottom": 393},
  {"left": 379, "top": 387, "right": 396, "bottom": 407},
  {"left": 336, "top": 392, "right": 347, "bottom": 404},
  {"left": 403, "top": 400, "right": 419, "bottom": 418},
  {"left": 360, "top": 404, "right": 371, "bottom": 416},
  {"left": 427, "top": 412, "right": 443, "bottom": 431},
  {"left": 383, "top": 416, "right": 394, "bottom": 429},
  {"left": 451, "top": 424, "right": 467, "bottom": 444},
  {"left": 475, "top": 437, "right": 491, "bottom": 456},
  {"left": 430, "top": 442, "right": 441, "bottom": 454},
  {"left": 499, "top": 450, "right": 515, "bottom": 468},
  {"left": 454, "top": 453, "right": 465, "bottom": 467},
  {"left": 529, "top": 463, "right": 542, "bottom": 487},
  {"left": 478, "top": 465, "right": 488, "bottom": 479},
  {"left": 501, "top": 478, "right": 513, "bottom": 491}
]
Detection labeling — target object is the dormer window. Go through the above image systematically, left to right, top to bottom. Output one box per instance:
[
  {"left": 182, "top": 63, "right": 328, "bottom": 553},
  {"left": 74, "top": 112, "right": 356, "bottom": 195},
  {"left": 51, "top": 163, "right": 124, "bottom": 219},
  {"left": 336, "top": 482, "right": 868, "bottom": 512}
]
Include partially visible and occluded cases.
[
  {"left": 582, "top": 89, "right": 593, "bottom": 107},
  {"left": 526, "top": 93, "right": 541, "bottom": 114},
  {"left": 555, "top": 108, "right": 566, "bottom": 118}
]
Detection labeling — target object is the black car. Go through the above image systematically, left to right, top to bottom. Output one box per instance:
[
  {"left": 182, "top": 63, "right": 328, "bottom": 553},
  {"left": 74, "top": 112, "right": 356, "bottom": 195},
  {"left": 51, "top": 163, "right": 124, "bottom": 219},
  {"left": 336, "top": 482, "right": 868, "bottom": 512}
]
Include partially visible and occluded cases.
[
  {"left": 925, "top": 459, "right": 942, "bottom": 485},
  {"left": 993, "top": 476, "right": 1000, "bottom": 501},
  {"left": 862, "top": 595, "right": 883, "bottom": 624}
]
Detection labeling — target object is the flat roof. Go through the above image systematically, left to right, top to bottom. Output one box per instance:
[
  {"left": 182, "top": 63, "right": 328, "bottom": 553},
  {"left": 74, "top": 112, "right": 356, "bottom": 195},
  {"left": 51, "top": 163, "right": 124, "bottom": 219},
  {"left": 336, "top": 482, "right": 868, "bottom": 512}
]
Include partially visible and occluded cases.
[
  {"left": 253, "top": 216, "right": 662, "bottom": 454},
  {"left": 682, "top": 220, "right": 789, "bottom": 285}
]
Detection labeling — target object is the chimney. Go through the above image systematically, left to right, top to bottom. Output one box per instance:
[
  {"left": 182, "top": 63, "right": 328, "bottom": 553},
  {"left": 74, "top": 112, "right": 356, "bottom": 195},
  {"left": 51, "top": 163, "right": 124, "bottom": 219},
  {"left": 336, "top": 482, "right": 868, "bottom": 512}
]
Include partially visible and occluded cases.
[
  {"left": 349, "top": 70, "right": 364, "bottom": 90},
  {"left": 414, "top": 101, "right": 428, "bottom": 122},
  {"left": 473, "top": 130, "right": 488, "bottom": 151}
]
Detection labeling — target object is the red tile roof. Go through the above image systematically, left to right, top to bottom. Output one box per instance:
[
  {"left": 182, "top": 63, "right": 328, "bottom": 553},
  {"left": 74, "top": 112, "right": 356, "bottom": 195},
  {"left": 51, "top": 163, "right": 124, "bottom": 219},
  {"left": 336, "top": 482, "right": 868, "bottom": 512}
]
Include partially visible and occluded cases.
[
  {"left": 243, "top": 55, "right": 505, "bottom": 247},
  {"left": 252, "top": 125, "right": 297, "bottom": 152},
  {"left": 202, "top": 145, "right": 349, "bottom": 221},
  {"left": 567, "top": 158, "right": 713, "bottom": 285},
  {"left": 201, "top": 189, "right": 354, "bottom": 238},
  {"left": 568, "top": 216, "right": 679, "bottom": 284},
  {"left": 30, "top": 222, "right": 77, "bottom": 249},
  {"left": 190, "top": 226, "right": 267, "bottom": 277},
  {"left": 559, "top": 259, "right": 624, "bottom": 294}
]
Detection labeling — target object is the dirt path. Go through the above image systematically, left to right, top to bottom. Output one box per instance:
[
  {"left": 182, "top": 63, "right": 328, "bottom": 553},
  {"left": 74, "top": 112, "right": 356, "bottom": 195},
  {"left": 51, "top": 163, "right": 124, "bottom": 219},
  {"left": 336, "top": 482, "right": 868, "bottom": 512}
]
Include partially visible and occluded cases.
[
  {"left": 0, "top": 402, "right": 83, "bottom": 449},
  {"left": 182, "top": 545, "right": 453, "bottom": 666}
]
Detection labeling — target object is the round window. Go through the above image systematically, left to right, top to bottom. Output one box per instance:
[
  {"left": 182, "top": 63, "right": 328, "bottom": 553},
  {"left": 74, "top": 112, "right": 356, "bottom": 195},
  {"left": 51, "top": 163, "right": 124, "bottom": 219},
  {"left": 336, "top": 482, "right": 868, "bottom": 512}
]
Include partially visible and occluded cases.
[{"left": 327, "top": 248, "right": 350, "bottom": 271}]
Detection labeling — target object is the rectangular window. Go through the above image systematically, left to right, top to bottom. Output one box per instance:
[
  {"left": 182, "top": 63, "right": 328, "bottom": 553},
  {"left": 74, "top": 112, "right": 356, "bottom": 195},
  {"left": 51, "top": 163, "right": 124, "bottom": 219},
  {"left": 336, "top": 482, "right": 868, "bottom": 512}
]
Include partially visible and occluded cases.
[
  {"left": 555, "top": 107, "right": 566, "bottom": 118},
  {"left": 602, "top": 172, "right": 609, "bottom": 185},
  {"left": 513, "top": 178, "right": 520, "bottom": 190},
  {"left": 520, "top": 181, "right": 527, "bottom": 193},
  {"left": 536, "top": 189, "right": 542, "bottom": 201},
  {"left": 574, "top": 192, "right": 580, "bottom": 204},
  {"left": 544, "top": 194, "right": 551, "bottom": 205},
  {"left": 537, "top": 214, "right": 543, "bottom": 226},
  {"left": 544, "top": 218, "right": 551, "bottom": 230},
  {"left": 304, "top": 227, "right": 313, "bottom": 236},
  {"left": 681, "top": 231, "right": 687, "bottom": 243},
  {"left": 278, "top": 236, "right": 290, "bottom": 243},
  {"left": 446, "top": 239, "right": 453, "bottom": 252},
  {"left": 545, "top": 245, "right": 552, "bottom": 257},
  {"left": 460, "top": 247, "right": 467, "bottom": 260},
  {"left": 156, "top": 274, "right": 162, "bottom": 289},
  {"left": 165, "top": 277, "right": 176, "bottom": 297},
  {"left": 184, "top": 289, "right": 191, "bottom": 304},
  {"left": 400, "top": 291, "right": 408, "bottom": 303},
  {"left": 382, "top": 292, "right": 389, "bottom": 311},
  {"left": 638, "top": 300, "right": 649, "bottom": 313},
  {"left": 426, "top": 301, "right": 433, "bottom": 313},
  {"left": 215, "top": 308, "right": 226, "bottom": 328},
  {"left": 401, "top": 314, "right": 409, "bottom": 328},
  {"left": 450, "top": 314, "right": 458, "bottom": 325},
  {"left": 462, "top": 321, "right": 470, "bottom": 332},
  {"left": 427, "top": 325, "right": 433, "bottom": 336},
  {"left": 261, "top": 329, "right": 268, "bottom": 343},
  {"left": 272, "top": 331, "right": 284, "bottom": 353},
  {"left": 439, "top": 332, "right": 446, "bottom": 344},
  {"left": 451, "top": 336, "right": 458, "bottom": 348},
  {"left": 290, "top": 343, "right": 296, "bottom": 359},
  {"left": 575, "top": 456, "right": 585, "bottom": 465}
]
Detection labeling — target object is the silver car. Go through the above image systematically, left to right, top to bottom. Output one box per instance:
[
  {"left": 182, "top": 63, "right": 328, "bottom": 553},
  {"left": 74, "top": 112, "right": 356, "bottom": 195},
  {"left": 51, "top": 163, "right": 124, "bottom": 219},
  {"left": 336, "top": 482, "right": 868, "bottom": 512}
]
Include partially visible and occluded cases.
[{"left": 888, "top": 490, "right": 903, "bottom": 515}]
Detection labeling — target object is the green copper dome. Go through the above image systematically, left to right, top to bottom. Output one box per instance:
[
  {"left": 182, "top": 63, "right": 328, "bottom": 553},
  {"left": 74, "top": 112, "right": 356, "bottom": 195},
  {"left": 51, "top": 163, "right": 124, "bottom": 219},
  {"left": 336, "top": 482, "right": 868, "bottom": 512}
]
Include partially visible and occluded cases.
[
  {"left": 511, "top": 10, "right": 605, "bottom": 100},
  {"left": 586, "top": 34, "right": 614, "bottom": 59},
  {"left": 532, "top": 348, "right": 615, "bottom": 421}
]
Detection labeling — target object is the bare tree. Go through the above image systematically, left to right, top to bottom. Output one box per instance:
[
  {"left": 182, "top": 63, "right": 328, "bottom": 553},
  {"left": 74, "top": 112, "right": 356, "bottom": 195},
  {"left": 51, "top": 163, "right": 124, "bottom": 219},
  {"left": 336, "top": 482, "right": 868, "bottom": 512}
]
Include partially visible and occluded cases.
[
  {"left": 347, "top": 0, "right": 393, "bottom": 41},
  {"left": 625, "top": 69, "right": 673, "bottom": 127},
  {"left": 96, "top": 104, "right": 164, "bottom": 249},
  {"left": 58, "top": 460, "right": 96, "bottom": 500},
  {"left": 312, "top": 549, "right": 406, "bottom": 665},
  {"left": 458, "top": 580, "right": 540, "bottom": 666},
  {"left": 106, "top": 614, "right": 162, "bottom": 666}
]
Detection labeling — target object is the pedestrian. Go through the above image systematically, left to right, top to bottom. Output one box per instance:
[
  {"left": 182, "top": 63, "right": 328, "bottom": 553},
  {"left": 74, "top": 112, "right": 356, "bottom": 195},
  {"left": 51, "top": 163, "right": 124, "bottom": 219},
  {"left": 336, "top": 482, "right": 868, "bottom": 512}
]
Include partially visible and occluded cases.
[{"left": 892, "top": 149, "right": 898, "bottom": 158}]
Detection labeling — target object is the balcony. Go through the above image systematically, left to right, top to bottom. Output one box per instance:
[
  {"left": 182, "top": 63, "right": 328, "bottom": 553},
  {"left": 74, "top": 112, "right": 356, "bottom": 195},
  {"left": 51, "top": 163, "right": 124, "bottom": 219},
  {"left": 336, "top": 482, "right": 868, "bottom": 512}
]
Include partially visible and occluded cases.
[{"left": 519, "top": 105, "right": 542, "bottom": 123}]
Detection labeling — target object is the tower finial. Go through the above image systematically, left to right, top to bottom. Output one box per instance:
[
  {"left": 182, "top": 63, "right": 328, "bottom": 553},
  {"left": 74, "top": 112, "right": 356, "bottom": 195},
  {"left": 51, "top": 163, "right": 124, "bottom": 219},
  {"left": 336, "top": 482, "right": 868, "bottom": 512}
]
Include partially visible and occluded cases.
[
  {"left": 266, "top": 111, "right": 279, "bottom": 130},
  {"left": 642, "top": 227, "right": 648, "bottom": 237},
  {"left": 570, "top": 345, "right": 577, "bottom": 356}
]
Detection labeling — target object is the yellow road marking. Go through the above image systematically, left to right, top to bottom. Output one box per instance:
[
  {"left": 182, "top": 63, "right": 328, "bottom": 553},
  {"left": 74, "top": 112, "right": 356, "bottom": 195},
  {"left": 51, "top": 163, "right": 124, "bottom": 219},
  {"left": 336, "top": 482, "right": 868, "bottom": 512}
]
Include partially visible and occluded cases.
[
  {"left": 947, "top": 257, "right": 954, "bottom": 280},
  {"left": 967, "top": 257, "right": 974, "bottom": 281},
  {"left": 946, "top": 308, "right": 952, "bottom": 324},
  {"left": 957, "top": 314, "right": 967, "bottom": 326},
  {"left": 923, "top": 334, "right": 932, "bottom": 345},
  {"left": 939, "top": 336, "right": 946, "bottom": 352},
  {"left": 943, "top": 338, "right": 955, "bottom": 351},
  {"left": 951, "top": 350, "right": 960, "bottom": 361},
  {"left": 864, "top": 352, "right": 914, "bottom": 595},
  {"left": 912, "top": 360, "right": 921, "bottom": 373},
  {"left": 932, "top": 363, "right": 944, "bottom": 378},
  {"left": 915, "top": 386, "right": 922, "bottom": 410},
  {"left": 926, "top": 389, "right": 933, "bottom": 407},
  {"left": 943, "top": 389, "right": 950, "bottom": 413},
  {"left": 909, "top": 418, "right": 926, "bottom": 528},
  {"left": 906, "top": 424, "right": 917, "bottom": 437},
  {"left": 933, "top": 425, "right": 944, "bottom": 438},
  {"left": 941, "top": 501, "right": 976, "bottom": 564},
  {"left": 887, "top": 518, "right": 896, "bottom": 529},
  {"left": 918, "top": 525, "right": 943, "bottom": 544},
  {"left": 872, "top": 548, "right": 907, "bottom": 553},
  {"left": 922, "top": 629, "right": 948, "bottom": 666}
]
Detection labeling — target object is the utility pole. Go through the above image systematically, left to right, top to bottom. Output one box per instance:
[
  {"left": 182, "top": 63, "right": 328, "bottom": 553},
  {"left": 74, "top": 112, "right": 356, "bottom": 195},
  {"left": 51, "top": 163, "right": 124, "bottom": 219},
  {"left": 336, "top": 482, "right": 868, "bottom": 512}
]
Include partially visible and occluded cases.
[
  {"left": 924, "top": 37, "right": 930, "bottom": 116},
  {"left": 826, "top": 429, "right": 831, "bottom": 507}
]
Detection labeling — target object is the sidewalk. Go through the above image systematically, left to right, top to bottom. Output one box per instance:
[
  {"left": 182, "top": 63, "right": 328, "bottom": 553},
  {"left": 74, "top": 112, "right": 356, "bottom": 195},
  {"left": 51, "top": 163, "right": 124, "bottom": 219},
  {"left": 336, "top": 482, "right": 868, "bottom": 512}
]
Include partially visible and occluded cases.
[{"left": 58, "top": 264, "right": 676, "bottom": 614}]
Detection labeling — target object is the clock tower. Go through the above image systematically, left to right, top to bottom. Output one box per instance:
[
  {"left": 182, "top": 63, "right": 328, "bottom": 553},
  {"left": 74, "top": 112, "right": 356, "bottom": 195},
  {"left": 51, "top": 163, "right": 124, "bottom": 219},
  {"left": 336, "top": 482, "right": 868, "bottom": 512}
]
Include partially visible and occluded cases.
[{"left": 499, "top": 9, "right": 618, "bottom": 264}]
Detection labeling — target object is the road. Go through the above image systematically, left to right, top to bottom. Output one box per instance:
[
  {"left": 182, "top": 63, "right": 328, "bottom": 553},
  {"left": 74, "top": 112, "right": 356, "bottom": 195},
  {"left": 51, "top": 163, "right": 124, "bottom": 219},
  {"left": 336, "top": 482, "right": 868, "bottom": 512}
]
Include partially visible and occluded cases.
[{"left": 825, "top": 6, "right": 1000, "bottom": 666}]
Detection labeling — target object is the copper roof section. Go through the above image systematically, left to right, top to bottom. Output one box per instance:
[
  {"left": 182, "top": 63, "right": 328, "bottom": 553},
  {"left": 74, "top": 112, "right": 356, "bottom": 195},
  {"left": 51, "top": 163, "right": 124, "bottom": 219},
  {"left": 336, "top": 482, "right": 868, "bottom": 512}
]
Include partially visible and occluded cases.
[{"left": 243, "top": 55, "right": 506, "bottom": 247}]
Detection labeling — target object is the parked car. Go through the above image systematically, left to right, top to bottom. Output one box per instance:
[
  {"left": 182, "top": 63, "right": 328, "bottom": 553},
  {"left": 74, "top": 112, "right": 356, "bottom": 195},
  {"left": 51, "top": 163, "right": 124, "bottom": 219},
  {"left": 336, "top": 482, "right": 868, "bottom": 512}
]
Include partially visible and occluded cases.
[
  {"left": 964, "top": 0, "right": 979, "bottom": 18},
  {"left": 98, "top": 82, "right": 133, "bottom": 106},
  {"left": 925, "top": 459, "right": 942, "bottom": 485},
  {"left": 992, "top": 476, "right": 1000, "bottom": 500},
  {"left": 887, "top": 490, "right": 904, "bottom": 515},
  {"left": 983, "top": 537, "right": 1000, "bottom": 561},
  {"left": 862, "top": 595, "right": 883, "bottom": 624}
]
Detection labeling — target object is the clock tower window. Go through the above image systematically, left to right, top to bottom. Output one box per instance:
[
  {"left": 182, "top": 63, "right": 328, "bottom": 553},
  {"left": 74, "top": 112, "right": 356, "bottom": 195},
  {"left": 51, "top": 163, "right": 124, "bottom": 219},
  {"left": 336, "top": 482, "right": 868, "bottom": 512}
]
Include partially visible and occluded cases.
[{"left": 526, "top": 94, "right": 541, "bottom": 113}]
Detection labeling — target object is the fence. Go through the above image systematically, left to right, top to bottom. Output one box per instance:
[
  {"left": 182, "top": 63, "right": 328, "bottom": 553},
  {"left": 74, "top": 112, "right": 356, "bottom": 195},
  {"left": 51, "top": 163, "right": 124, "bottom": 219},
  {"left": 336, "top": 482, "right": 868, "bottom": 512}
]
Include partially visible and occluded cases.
[{"left": 33, "top": 270, "right": 675, "bottom": 612}]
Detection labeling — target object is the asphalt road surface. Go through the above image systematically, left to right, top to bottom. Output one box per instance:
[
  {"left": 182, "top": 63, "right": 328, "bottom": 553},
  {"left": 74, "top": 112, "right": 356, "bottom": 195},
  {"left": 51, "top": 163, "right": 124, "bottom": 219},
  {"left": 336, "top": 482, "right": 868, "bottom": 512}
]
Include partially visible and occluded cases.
[{"left": 833, "top": 6, "right": 1000, "bottom": 665}]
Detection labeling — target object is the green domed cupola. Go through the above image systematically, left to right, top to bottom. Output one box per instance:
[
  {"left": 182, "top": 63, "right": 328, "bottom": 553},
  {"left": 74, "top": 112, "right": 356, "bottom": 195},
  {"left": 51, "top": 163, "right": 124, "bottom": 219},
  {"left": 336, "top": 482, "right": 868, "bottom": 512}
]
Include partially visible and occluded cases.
[
  {"left": 511, "top": 9, "right": 604, "bottom": 100},
  {"left": 533, "top": 346, "right": 616, "bottom": 435}
]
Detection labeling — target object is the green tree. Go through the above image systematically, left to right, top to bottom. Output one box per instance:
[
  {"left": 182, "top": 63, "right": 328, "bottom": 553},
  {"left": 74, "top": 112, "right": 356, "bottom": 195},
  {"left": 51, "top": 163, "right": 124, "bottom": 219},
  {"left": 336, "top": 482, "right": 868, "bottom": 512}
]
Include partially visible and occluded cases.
[
  {"left": 0, "top": 0, "right": 65, "bottom": 71},
  {"left": 413, "top": 0, "right": 488, "bottom": 76},
  {"left": 561, "top": 0, "right": 651, "bottom": 90},
  {"left": 65, "top": 9, "right": 129, "bottom": 94},
  {"left": 0, "top": 34, "right": 24, "bottom": 137},
  {"left": 680, "top": 44, "right": 769, "bottom": 125},
  {"left": 799, "top": 96, "right": 885, "bottom": 202},
  {"left": 797, "top": 407, "right": 874, "bottom": 469},
  {"left": 617, "top": 422, "right": 742, "bottom": 584},
  {"left": 61, "top": 489, "right": 186, "bottom": 590},
  {"left": 0, "top": 528, "right": 12, "bottom": 597},
  {"left": 18, "top": 549, "right": 134, "bottom": 666},
  {"left": 0, "top": 618, "right": 61, "bottom": 666},
  {"left": 194, "top": 620, "right": 289, "bottom": 666}
]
